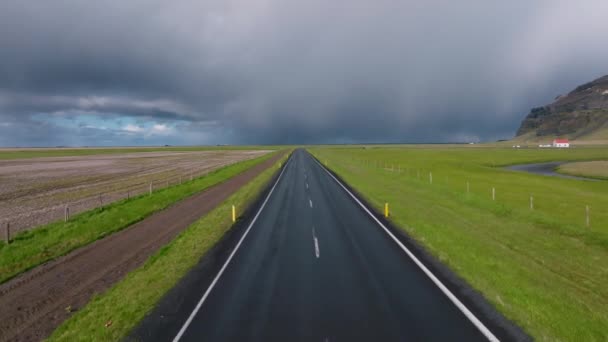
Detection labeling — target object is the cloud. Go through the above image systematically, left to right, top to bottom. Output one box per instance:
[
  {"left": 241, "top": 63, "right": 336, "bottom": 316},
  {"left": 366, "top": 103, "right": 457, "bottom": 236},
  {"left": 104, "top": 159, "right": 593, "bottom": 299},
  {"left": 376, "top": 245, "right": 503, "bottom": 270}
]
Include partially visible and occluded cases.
[
  {"left": 0, "top": 0, "right": 607, "bottom": 146},
  {"left": 123, "top": 124, "right": 144, "bottom": 133}
]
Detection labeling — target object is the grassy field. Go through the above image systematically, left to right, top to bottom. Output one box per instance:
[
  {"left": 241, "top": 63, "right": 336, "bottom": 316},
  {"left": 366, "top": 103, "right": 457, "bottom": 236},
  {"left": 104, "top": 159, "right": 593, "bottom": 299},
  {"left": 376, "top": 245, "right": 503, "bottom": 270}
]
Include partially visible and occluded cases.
[
  {"left": 0, "top": 145, "right": 281, "bottom": 160},
  {"left": 309, "top": 145, "right": 608, "bottom": 341},
  {"left": 0, "top": 152, "right": 277, "bottom": 284},
  {"left": 48, "top": 152, "right": 289, "bottom": 341},
  {"left": 558, "top": 160, "right": 608, "bottom": 180}
]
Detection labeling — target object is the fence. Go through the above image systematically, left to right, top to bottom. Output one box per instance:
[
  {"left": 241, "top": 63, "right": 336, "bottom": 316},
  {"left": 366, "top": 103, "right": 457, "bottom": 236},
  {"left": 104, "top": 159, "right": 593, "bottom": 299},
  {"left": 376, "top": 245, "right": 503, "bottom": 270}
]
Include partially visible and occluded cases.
[
  {"left": 340, "top": 156, "right": 599, "bottom": 230},
  {"left": 1, "top": 162, "right": 233, "bottom": 241}
]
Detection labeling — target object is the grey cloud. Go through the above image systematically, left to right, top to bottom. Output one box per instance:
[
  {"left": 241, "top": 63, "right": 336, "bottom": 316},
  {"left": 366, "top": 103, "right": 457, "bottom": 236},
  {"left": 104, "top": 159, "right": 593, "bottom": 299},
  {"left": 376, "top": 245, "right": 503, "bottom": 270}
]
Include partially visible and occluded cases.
[{"left": 0, "top": 0, "right": 607, "bottom": 145}]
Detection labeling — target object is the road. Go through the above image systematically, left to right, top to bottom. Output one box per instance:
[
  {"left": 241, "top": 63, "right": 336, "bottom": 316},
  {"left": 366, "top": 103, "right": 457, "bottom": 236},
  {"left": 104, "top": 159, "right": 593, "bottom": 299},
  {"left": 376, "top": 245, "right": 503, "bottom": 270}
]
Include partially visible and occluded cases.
[{"left": 171, "top": 149, "right": 495, "bottom": 341}]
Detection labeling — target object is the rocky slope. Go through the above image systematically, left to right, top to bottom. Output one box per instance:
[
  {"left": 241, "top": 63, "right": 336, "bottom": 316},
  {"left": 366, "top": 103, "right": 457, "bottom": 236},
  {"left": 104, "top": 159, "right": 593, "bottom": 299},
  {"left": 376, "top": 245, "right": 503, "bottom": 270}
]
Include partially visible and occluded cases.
[{"left": 516, "top": 75, "right": 608, "bottom": 140}]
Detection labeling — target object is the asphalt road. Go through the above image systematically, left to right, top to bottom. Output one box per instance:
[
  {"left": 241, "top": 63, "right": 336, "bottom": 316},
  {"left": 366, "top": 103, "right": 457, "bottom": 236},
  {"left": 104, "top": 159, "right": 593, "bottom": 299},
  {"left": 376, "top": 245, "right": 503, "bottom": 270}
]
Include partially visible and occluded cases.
[{"left": 172, "top": 149, "right": 494, "bottom": 341}]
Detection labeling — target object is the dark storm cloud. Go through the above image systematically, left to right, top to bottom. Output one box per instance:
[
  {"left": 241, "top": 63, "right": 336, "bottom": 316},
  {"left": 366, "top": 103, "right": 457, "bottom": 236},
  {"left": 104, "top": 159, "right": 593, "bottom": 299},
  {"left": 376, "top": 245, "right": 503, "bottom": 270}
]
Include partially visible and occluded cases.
[{"left": 0, "top": 0, "right": 607, "bottom": 145}]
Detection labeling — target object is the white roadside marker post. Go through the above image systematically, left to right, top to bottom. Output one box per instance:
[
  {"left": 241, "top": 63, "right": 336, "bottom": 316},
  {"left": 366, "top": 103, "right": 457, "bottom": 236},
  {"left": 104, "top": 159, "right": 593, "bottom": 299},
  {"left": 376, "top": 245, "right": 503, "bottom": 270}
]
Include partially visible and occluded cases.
[
  {"left": 149, "top": 183, "right": 153, "bottom": 195},
  {"left": 530, "top": 195, "right": 534, "bottom": 210},
  {"left": 65, "top": 205, "right": 70, "bottom": 222},
  {"left": 5, "top": 222, "right": 10, "bottom": 244}
]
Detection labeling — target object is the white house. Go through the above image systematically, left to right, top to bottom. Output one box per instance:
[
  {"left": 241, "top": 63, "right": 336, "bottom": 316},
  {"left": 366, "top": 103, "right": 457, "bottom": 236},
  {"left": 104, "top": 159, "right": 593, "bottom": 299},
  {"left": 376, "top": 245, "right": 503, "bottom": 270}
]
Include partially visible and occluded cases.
[{"left": 552, "top": 138, "right": 570, "bottom": 148}]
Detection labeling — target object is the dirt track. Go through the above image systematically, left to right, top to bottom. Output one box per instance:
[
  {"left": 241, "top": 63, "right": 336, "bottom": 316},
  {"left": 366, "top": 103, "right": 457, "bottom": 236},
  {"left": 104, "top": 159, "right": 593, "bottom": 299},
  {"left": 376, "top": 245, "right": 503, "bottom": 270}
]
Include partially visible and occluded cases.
[
  {"left": 0, "top": 150, "right": 268, "bottom": 234},
  {"left": 0, "top": 151, "right": 283, "bottom": 342}
]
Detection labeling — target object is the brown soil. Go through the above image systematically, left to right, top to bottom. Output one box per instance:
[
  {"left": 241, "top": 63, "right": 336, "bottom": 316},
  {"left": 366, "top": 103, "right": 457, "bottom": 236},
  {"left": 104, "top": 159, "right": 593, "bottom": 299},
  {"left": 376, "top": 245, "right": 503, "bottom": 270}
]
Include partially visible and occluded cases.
[
  {"left": 0, "top": 150, "right": 269, "bottom": 234},
  {"left": 0, "top": 151, "right": 284, "bottom": 342}
]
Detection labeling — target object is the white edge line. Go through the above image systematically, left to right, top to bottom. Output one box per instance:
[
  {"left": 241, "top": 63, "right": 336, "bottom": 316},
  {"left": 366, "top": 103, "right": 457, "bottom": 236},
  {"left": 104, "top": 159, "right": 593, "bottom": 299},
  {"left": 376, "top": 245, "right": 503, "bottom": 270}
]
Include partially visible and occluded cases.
[
  {"left": 172, "top": 156, "right": 291, "bottom": 342},
  {"left": 311, "top": 156, "right": 500, "bottom": 342}
]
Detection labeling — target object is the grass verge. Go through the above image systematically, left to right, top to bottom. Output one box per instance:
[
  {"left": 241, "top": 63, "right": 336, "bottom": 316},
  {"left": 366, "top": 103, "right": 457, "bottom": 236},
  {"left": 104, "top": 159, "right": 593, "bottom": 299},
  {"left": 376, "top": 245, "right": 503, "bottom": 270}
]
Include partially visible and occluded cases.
[
  {"left": 310, "top": 146, "right": 608, "bottom": 341},
  {"left": 0, "top": 152, "right": 276, "bottom": 284},
  {"left": 47, "top": 153, "right": 289, "bottom": 341}
]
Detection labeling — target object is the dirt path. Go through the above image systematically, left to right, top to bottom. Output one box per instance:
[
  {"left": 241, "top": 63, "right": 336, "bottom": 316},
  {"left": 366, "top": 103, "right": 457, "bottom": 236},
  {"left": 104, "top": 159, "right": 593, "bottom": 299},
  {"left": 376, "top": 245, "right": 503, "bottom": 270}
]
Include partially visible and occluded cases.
[{"left": 0, "top": 152, "right": 284, "bottom": 342}]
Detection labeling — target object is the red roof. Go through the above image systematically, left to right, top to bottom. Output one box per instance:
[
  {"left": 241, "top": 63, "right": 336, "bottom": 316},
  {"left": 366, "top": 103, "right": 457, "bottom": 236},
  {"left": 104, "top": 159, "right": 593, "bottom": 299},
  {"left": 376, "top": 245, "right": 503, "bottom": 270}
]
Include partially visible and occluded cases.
[{"left": 553, "top": 139, "right": 569, "bottom": 143}]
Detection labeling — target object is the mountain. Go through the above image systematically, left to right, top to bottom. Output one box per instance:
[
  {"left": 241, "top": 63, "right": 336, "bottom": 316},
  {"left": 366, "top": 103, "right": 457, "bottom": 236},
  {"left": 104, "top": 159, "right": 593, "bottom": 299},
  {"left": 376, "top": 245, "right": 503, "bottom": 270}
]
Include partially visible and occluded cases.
[{"left": 515, "top": 75, "right": 608, "bottom": 141}]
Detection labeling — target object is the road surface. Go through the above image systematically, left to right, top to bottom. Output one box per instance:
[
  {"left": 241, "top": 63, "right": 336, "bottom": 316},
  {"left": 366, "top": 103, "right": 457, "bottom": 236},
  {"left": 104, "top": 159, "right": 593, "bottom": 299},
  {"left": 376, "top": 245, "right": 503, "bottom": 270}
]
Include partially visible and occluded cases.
[{"left": 170, "top": 149, "right": 496, "bottom": 341}]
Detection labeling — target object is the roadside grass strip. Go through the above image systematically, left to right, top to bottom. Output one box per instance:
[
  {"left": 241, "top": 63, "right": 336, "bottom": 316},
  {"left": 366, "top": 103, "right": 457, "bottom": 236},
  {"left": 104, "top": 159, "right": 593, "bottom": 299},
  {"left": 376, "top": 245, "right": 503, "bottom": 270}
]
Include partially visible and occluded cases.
[
  {"left": 309, "top": 146, "right": 608, "bottom": 341},
  {"left": 0, "top": 152, "right": 276, "bottom": 284},
  {"left": 48, "top": 154, "right": 288, "bottom": 341}
]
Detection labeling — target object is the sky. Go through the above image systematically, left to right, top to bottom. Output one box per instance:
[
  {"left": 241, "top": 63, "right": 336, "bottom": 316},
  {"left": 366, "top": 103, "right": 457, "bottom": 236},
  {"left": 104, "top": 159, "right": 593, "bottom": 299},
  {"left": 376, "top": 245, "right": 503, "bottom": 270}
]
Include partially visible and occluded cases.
[{"left": 0, "top": 0, "right": 607, "bottom": 146}]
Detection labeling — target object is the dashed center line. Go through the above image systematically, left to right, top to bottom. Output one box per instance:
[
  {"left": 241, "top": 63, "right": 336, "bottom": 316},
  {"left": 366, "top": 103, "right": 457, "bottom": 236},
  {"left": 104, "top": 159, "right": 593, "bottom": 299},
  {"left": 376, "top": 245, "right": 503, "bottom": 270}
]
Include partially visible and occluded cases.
[
  {"left": 306, "top": 182, "right": 309, "bottom": 189},
  {"left": 309, "top": 199, "right": 313, "bottom": 208},
  {"left": 312, "top": 227, "right": 320, "bottom": 259}
]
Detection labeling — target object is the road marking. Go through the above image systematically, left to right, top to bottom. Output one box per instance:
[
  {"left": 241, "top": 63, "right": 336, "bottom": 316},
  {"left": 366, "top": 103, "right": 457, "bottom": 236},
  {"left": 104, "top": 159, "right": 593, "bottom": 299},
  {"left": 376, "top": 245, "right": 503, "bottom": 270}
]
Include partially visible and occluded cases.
[
  {"left": 311, "top": 155, "right": 500, "bottom": 342},
  {"left": 172, "top": 156, "right": 291, "bottom": 342},
  {"left": 306, "top": 182, "right": 309, "bottom": 189},
  {"left": 309, "top": 199, "right": 313, "bottom": 208},
  {"left": 312, "top": 227, "right": 320, "bottom": 258}
]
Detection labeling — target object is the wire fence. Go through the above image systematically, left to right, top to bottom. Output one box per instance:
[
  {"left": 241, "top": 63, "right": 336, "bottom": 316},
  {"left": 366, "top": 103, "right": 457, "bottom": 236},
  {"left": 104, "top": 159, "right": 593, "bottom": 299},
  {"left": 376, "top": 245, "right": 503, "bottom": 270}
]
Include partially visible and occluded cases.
[
  {"left": 331, "top": 156, "right": 602, "bottom": 232},
  {"left": 2, "top": 163, "right": 232, "bottom": 241}
]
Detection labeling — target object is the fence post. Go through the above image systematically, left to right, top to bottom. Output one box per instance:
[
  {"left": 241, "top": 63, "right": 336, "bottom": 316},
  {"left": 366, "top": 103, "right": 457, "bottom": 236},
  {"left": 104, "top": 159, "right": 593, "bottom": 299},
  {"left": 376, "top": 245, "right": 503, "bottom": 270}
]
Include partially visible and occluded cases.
[
  {"left": 429, "top": 172, "right": 433, "bottom": 184},
  {"left": 190, "top": 173, "right": 193, "bottom": 181},
  {"left": 149, "top": 183, "right": 152, "bottom": 195},
  {"left": 492, "top": 187, "right": 495, "bottom": 201},
  {"left": 99, "top": 193, "right": 102, "bottom": 206},
  {"left": 530, "top": 195, "right": 534, "bottom": 210},
  {"left": 586, "top": 205, "right": 590, "bottom": 227},
  {"left": 65, "top": 206, "right": 70, "bottom": 222},
  {"left": 4, "top": 222, "right": 10, "bottom": 244}
]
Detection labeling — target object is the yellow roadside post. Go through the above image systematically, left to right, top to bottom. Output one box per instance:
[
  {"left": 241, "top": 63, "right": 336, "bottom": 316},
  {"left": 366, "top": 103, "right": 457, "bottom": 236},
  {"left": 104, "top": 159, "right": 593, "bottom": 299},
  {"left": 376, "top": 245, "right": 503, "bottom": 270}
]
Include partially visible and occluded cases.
[
  {"left": 384, "top": 203, "right": 389, "bottom": 218},
  {"left": 232, "top": 205, "right": 236, "bottom": 223}
]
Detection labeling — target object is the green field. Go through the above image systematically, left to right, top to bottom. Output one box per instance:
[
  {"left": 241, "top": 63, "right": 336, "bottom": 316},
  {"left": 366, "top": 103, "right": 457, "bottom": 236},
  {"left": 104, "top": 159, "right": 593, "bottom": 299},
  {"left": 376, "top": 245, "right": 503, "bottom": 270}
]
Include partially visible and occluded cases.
[
  {"left": 0, "top": 145, "right": 281, "bottom": 160},
  {"left": 309, "top": 145, "right": 608, "bottom": 341},
  {"left": 0, "top": 152, "right": 277, "bottom": 284},
  {"left": 48, "top": 152, "right": 289, "bottom": 341},
  {"left": 558, "top": 160, "right": 608, "bottom": 180}
]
